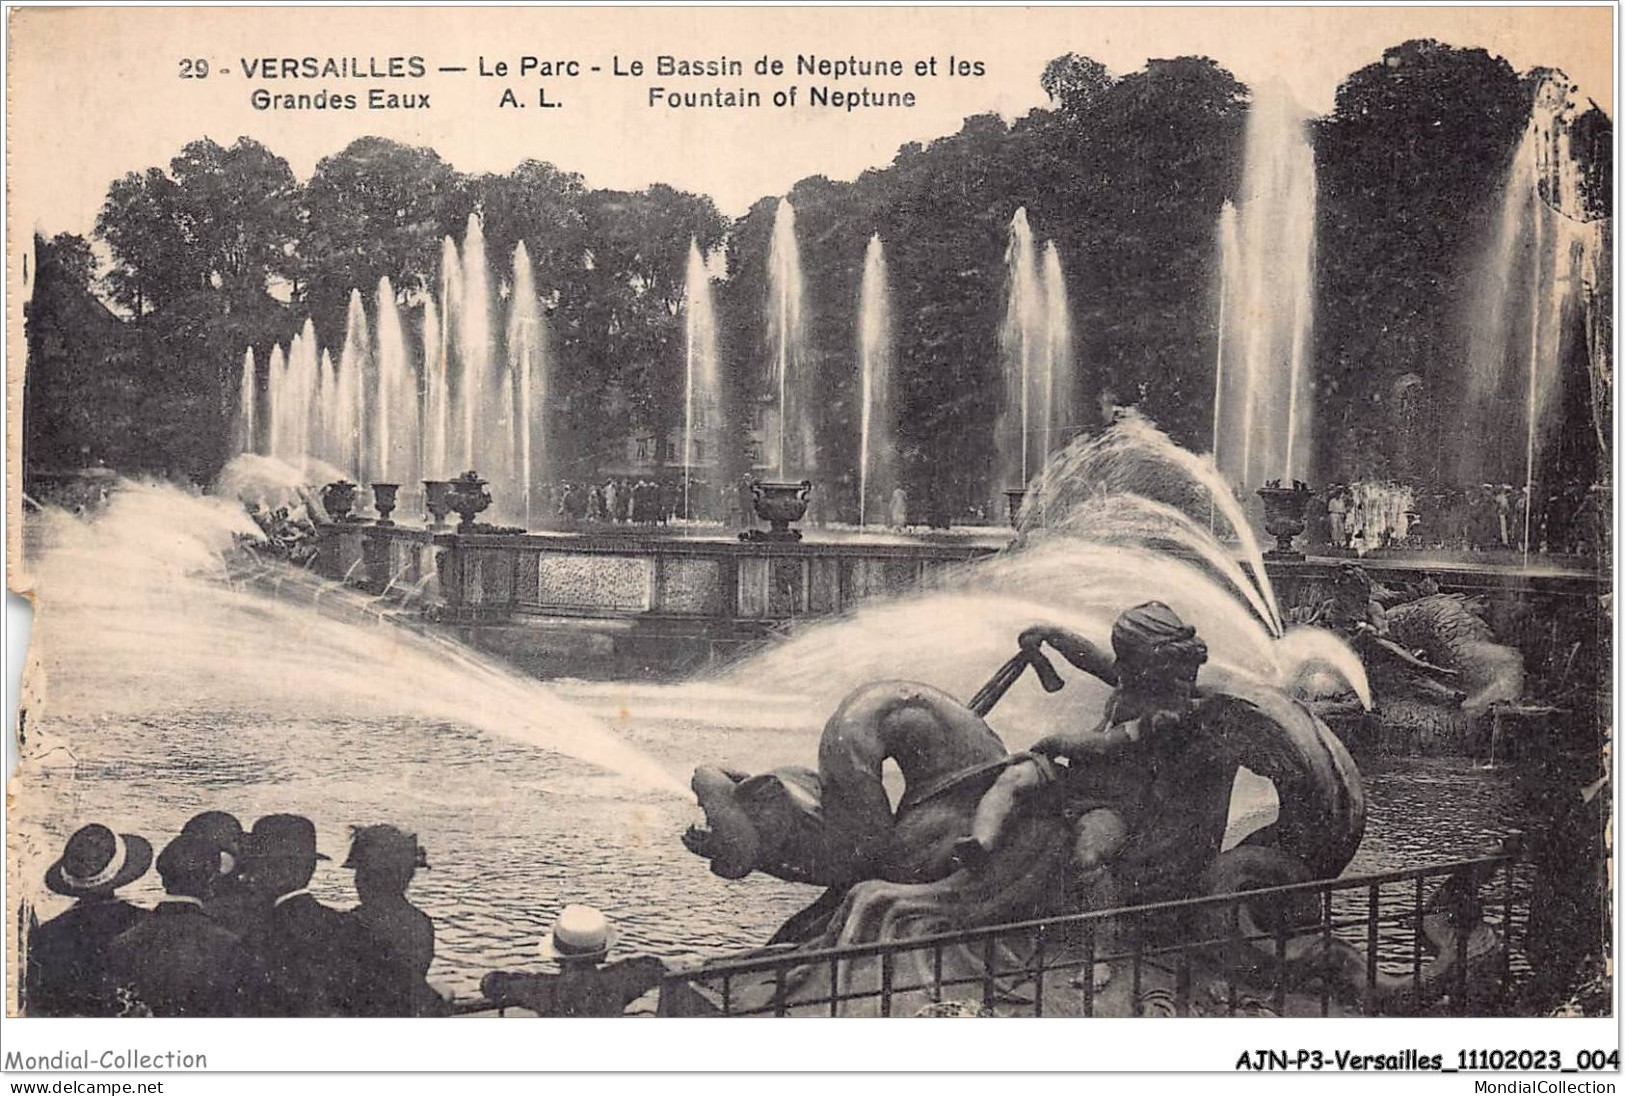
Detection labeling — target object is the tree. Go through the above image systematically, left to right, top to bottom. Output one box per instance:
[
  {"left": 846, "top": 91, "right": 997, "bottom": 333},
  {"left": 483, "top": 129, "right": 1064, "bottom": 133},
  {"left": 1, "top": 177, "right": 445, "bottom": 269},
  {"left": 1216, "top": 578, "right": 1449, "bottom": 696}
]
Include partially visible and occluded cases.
[
  {"left": 1314, "top": 40, "right": 1529, "bottom": 483},
  {"left": 1041, "top": 53, "right": 1114, "bottom": 115},
  {"left": 166, "top": 137, "right": 302, "bottom": 296},
  {"left": 302, "top": 137, "right": 472, "bottom": 338},
  {"left": 470, "top": 159, "right": 589, "bottom": 294},
  {"left": 95, "top": 167, "right": 189, "bottom": 316},
  {"left": 571, "top": 185, "right": 726, "bottom": 460},
  {"left": 40, "top": 232, "right": 95, "bottom": 291},
  {"left": 25, "top": 233, "right": 138, "bottom": 472}
]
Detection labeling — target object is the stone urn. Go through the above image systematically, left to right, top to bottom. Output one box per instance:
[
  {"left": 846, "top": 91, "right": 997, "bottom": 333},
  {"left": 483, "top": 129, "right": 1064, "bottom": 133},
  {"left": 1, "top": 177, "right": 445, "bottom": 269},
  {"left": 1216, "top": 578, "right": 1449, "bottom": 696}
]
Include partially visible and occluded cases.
[
  {"left": 448, "top": 470, "right": 493, "bottom": 532},
  {"left": 320, "top": 480, "right": 359, "bottom": 522},
  {"left": 423, "top": 480, "right": 455, "bottom": 530},
  {"left": 741, "top": 480, "right": 813, "bottom": 543},
  {"left": 1257, "top": 481, "right": 1314, "bottom": 561},
  {"left": 371, "top": 483, "right": 400, "bottom": 525},
  {"left": 1004, "top": 488, "right": 1027, "bottom": 529}
]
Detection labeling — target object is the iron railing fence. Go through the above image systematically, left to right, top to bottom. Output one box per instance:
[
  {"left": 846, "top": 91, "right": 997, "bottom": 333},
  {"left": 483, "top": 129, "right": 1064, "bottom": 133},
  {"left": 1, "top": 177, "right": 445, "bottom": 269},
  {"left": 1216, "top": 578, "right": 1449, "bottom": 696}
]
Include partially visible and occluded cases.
[{"left": 655, "top": 852, "right": 1521, "bottom": 1018}]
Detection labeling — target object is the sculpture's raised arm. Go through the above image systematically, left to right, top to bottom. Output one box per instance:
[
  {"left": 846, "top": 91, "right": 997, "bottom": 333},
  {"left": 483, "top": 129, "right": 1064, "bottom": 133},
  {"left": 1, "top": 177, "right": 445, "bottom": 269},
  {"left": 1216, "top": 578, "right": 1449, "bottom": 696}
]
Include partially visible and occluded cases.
[{"left": 1017, "top": 625, "right": 1119, "bottom": 686}]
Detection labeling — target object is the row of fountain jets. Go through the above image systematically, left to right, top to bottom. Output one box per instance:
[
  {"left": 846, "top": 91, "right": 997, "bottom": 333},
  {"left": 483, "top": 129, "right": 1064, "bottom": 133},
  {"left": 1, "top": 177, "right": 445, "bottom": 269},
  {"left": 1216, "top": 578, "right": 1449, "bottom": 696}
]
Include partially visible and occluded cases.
[{"left": 235, "top": 84, "right": 1601, "bottom": 531}]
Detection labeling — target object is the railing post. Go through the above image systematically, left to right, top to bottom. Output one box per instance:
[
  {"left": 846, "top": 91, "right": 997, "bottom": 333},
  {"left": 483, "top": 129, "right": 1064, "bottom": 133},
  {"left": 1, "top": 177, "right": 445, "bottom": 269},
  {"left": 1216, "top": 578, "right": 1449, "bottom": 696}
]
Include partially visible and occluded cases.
[
  {"left": 1501, "top": 860, "right": 1515, "bottom": 1003},
  {"left": 1455, "top": 868, "right": 1475, "bottom": 1016},
  {"left": 1413, "top": 875, "right": 1426, "bottom": 1011},
  {"left": 1366, "top": 883, "right": 1380, "bottom": 1016},
  {"left": 1321, "top": 888, "right": 1334, "bottom": 1016},
  {"left": 1228, "top": 897, "right": 1241, "bottom": 1014},
  {"left": 1456, "top": 904, "right": 1470, "bottom": 1016},
  {"left": 1273, "top": 912, "right": 1288, "bottom": 1016},
  {"left": 1082, "top": 921, "right": 1096, "bottom": 1018},
  {"left": 1130, "top": 923, "right": 1144, "bottom": 1017},
  {"left": 1033, "top": 930, "right": 1046, "bottom": 1018},
  {"left": 981, "top": 934, "right": 996, "bottom": 1011},
  {"left": 1176, "top": 946, "right": 1193, "bottom": 1017},
  {"left": 880, "top": 949, "right": 894, "bottom": 1018},
  {"left": 828, "top": 956, "right": 839, "bottom": 1017},
  {"left": 774, "top": 965, "right": 787, "bottom": 1018}
]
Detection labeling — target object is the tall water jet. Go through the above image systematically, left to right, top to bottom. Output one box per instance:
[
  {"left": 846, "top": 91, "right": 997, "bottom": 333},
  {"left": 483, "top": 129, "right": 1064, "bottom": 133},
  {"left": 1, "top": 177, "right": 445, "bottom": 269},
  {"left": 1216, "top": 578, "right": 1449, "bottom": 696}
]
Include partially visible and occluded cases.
[
  {"left": 1460, "top": 72, "right": 1608, "bottom": 557},
  {"left": 1213, "top": 85, "right": 1317, "bottom": 491},
  {"left": 766, "top": 199, "right": 809, "bottom": 477},
  {"left": 1211, "top": 203, "right": 1240, "bottom": 466},
  {"left": 998, "top": 208, "right": 1044, "bottom": 493},
  {"left": 459, "top": 214, "right": 493, "bottom": 477},
  {"left": 232, "top": 216, "right": 552, "bottom": 530},
  {"left": 857, "top": 234, "right": 894, "bottom": 526},
  {"left": 425, "top": 236, "right": 462, "bottom": 480},
  {"left": 682, "top": 239, "right": 719, "bottom": 520},
  {"left": 507, "top": 241, "right": 544, "bottom": 529},
  {"left": 1040, "top": 242, "right": 1074, "bottom": 463},
  {"left": 372, "top": 276, "right": 417, "bottom": 493},
  {"left": 338, "top": 290, "right": 370, "bottom": 481},
  {"left": 421, "top": 298, "right": 444, "bottom": 484},
  {"left": 294, "top": 321, "right": 319, "bottom": 478},
  {"left": 267, "top": 327, "right": 318, "bottom": 478},
  {"left": 263, "top": 345, "right": 288, "bottom": 469},
  {"left": 233, "top": 349, "right": 256, "bottom": 455},
  {"left": 317, "top": 350, "right": 339, "bottom": 469}
]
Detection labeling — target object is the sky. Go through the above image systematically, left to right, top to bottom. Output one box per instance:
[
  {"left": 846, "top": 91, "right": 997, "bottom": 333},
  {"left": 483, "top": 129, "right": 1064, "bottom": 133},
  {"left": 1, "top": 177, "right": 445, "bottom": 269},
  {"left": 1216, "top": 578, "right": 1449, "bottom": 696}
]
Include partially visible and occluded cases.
[{"left": 7, "top": 6, "right": 1613, "bottom": 237}]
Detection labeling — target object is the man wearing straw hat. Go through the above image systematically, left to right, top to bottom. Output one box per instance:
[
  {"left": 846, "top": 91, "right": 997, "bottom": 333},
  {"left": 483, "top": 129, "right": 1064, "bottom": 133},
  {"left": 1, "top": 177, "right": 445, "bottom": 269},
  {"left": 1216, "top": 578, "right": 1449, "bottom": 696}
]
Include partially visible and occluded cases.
[
  {"left": 25, "top": 823, "right": 153, "bottom": 1016},
  {"left": 480, "top": 905, "right": 667, "bottom": 1017}
]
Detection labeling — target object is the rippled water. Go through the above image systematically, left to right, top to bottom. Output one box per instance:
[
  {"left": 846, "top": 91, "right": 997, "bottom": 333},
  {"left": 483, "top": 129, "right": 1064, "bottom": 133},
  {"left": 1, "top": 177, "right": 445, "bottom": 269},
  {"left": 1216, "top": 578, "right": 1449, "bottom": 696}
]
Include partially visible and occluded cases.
[
  {"left": 17, "top": 689, "right": 1526, "bottom": 1001},
  {"left": 16, "top": 703, "right": 819, "bottom": 999}
]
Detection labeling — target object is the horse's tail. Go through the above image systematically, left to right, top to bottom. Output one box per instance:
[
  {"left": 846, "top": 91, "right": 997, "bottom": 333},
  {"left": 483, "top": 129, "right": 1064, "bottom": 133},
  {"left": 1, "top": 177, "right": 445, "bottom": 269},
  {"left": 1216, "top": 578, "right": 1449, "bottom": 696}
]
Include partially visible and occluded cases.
[{"left": 1203, "top": 672, "right": 1366, "bottom": 879}]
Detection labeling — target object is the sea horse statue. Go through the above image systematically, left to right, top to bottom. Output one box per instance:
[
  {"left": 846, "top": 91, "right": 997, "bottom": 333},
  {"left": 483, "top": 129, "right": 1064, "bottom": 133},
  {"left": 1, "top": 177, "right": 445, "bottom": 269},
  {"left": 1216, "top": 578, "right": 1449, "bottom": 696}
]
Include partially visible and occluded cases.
[
  {"left": 1296, "top": 563, "right": 1525, "bottom": 752},
  {"left": 682, "top": 603, "right": 1457, "bottom": 1013}
]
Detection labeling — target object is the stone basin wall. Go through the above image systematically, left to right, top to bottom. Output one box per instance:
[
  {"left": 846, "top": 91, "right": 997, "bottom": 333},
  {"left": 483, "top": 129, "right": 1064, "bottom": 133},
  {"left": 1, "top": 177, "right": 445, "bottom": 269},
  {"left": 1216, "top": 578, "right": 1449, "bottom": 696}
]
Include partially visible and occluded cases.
[
  {"left": 312, "top": 522, "right": 1606, "bottom": 756},
  {"left": 317, "top": 523, "right": 993, "bottom": 626}
]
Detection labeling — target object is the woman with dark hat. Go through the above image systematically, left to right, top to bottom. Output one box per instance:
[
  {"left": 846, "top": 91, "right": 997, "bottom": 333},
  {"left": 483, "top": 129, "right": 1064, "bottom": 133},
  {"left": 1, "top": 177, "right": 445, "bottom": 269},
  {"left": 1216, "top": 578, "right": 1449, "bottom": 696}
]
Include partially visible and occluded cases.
[
  {"left": 26, "top": 823, "right": 153, "bottom": 1016},
  {"left": 341, "top": 824, "right": 443, "bottom": 1016}
]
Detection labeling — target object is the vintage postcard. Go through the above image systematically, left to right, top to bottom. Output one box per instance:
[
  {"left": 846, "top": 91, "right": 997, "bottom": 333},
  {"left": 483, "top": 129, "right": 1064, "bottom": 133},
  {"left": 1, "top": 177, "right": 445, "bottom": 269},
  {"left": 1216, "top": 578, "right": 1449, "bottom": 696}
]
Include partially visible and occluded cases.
[{"left": 2, "top": 2, "right": 1616, "bottom": 1076}]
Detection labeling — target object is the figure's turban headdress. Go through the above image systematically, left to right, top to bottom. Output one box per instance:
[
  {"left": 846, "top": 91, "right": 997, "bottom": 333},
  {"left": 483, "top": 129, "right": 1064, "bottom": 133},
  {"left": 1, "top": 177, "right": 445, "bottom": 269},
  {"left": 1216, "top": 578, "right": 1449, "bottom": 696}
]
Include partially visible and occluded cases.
[{"left": 1111, "top": 601, "right": 1208, "bottom": 672}]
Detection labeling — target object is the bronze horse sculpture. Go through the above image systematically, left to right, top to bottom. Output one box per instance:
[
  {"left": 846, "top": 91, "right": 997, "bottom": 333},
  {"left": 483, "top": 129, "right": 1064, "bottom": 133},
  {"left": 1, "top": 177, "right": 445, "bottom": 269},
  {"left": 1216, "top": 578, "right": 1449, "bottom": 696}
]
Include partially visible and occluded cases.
[{"left": 683, "top": 603, "right": 1500, "bottom": 1015}]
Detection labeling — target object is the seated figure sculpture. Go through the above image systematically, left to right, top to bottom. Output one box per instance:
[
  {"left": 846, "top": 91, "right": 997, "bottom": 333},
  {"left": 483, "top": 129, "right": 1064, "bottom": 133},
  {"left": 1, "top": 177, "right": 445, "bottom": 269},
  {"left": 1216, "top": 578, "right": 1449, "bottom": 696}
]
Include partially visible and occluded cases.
[
  {"left": 684, "top": 603, "right": 1367, "bottom": 957},
  {"left": 958, "top": 607, "right": 1235, "bottom": 906}
]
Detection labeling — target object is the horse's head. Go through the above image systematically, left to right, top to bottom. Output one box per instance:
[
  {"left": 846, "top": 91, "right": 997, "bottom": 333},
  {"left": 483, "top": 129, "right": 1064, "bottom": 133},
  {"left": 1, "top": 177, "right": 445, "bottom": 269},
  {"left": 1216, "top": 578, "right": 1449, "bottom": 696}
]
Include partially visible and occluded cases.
[{"left": 686, "top": 764, "right": 832, "bottom": 883}]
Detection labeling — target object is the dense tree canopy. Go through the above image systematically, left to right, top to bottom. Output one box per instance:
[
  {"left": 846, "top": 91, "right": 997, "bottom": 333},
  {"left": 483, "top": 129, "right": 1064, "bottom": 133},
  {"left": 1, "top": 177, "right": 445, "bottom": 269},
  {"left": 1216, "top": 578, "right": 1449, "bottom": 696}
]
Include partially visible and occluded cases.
[{"left": 1315, "top": 40, "right": 1531, "bottom": 483}]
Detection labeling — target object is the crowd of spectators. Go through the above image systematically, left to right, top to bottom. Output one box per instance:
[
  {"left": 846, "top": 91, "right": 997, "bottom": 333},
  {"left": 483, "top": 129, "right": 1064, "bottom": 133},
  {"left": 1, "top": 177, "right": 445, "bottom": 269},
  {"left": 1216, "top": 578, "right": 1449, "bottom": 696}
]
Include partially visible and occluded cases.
[
  {"left": 1317, "top": 480, "right": 1607, "bottom": 556},
  {"left": 25, "top": 815, "right": 664, "bottom": 1019}
]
